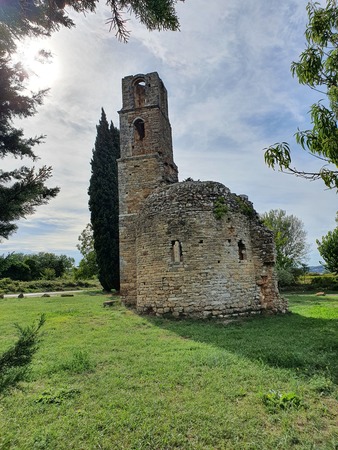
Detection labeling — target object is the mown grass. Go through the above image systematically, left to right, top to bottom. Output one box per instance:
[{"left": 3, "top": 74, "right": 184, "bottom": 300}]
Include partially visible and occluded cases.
[{"left": 0, "top": 292, "right": 337, "bottom": 449}]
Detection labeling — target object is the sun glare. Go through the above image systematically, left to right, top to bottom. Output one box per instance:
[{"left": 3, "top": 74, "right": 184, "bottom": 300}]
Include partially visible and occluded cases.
[{"left": 15, "top": 39, "right": 60, "bottom": 91}]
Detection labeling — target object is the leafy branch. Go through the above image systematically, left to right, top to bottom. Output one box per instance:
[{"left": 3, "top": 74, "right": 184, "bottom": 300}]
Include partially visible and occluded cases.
[{"left": 264, "top": 0, "right": 338, "bottom": 191}]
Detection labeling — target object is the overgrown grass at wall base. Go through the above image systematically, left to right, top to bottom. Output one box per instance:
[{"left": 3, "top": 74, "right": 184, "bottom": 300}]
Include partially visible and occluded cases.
[{"left": 0, "top": 292, "right": 337, "bottom": 449}]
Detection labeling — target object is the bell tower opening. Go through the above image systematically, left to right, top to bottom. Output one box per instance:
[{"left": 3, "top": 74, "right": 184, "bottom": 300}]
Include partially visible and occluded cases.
[
  {"left": 118, "top": 72, "right": 179, "bottom": 306},
  {"left": 133, "top": 78, "right": 146, "bottom": 108},
  {"left": 134, "top": 118, "right": 145, "bottom": 141}
]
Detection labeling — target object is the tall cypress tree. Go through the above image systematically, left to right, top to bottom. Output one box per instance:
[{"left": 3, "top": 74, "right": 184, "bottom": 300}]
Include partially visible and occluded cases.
[{"left": 88, "top": 108, "right": 120, "bottom": 291}]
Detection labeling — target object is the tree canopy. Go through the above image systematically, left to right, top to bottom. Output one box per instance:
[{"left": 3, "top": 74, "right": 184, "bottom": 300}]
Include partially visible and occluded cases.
[
  {"left": 0, "top": 0, "right": 184, "bottom": 41},
  {"left": 264, "top": 0, "right": 338, "bottom": 191},
  {"left": 0, "top": 33, "right": 60, "bottom": 239},
  {"left": 261, "top": 209, "right": 309, "bottom": 270},
  {"left": 316, "top": 215, "right": 338, "bottom": 273},
  {"left": 75, "top": 223, "right": 99, "bottom": 280},
  {"left": 77, "top": 223, "right": 95, "bottom": 259},
  {"left": 0, "top": 252, "right": 74, "bottom": 281}
]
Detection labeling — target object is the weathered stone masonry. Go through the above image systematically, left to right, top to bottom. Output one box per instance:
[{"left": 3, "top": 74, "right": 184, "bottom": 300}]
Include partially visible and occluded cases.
[{"left": 118, "top": 72, "right": 287, "bottom": 317}]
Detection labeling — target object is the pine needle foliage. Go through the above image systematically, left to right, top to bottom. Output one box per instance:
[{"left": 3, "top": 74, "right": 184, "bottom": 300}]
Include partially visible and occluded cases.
[
  {"left": 0, "top": 0, "right": 184, "bottom": 42},
  {"left": 0, "top": 31, "right": 60, "bottom": 239},
  {"left": 0, "top": 314, "right": 45, "bottom": 394}
]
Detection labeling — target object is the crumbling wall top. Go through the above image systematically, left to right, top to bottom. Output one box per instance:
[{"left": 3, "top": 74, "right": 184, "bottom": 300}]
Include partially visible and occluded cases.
[
  {"left": 120, "top": 72, "right": 169, "bottom": 117},
  {"left": 138, "top": 180, "right": 262, "bottom": 223}
]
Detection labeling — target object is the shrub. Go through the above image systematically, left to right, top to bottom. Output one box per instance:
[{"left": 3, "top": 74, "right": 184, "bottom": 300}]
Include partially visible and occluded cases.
[
  {"left": 234, "top": 195, "right": 256, "bottom": 218},
  {"left": 213, "top": 197, "right": 228, "bottom": 220},
  {"left": 277, "top": 267, "right": 295, "bottom": 287},
  {"left": 41, "top": 268, "right": 56, "bottom": 280},
  {"left": 310, "top": 274, "right": 338, "bottom": 290},
  {"left": 0, "top": 278, "right": 100, "bottom": 294},
  {"left": 0, "top": 278, "right": 20, "bottom": 294},
  {"left": 0, "top": 315, "right": 45, "bottom": 394}
]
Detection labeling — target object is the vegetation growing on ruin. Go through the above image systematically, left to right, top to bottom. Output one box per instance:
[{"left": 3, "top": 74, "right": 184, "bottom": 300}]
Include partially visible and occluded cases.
[
  {"left": 234, "top": 195, "right": 256, "bottom": 219},
  {"left": 213, "top": 196, "right": 228, "bottom": 219},
  {"left": 0, "top": 292, "right": 337, "bottom": 449}
]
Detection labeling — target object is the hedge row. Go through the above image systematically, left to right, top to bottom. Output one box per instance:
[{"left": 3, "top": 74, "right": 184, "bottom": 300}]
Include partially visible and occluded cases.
[
  {"left": 280, "top": 273, "right": 338, "bottom": 292},
  {"left": 0, "top": 278, "right": 100, "bottom": 294}
]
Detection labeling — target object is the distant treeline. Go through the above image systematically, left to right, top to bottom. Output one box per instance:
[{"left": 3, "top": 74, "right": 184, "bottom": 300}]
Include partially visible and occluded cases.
[
  {"left": 0, "top": 253, "right": 74, "bottom": 281},
  {"left": 308, "top": 266, "right": 327, "bottom": 275}
]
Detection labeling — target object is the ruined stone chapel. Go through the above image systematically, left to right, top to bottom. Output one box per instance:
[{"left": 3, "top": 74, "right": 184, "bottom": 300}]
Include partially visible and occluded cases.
[{"left": 118, "top": 72, "right": 287, "bottom": 319}]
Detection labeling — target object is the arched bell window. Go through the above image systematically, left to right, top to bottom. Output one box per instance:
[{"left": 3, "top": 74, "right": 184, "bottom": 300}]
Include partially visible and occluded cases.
[
  {"left": 133, "top": 78, "right": 146, "bottom": 107},
  {"left": 134, "top": 118, "right": 145, "bottom": 141}
]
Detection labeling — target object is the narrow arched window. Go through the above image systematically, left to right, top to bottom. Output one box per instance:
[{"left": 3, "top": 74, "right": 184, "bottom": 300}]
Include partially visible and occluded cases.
[
  {"left": 134, "top": 79, "right": 146, "bottom": 107},
  {"left": 134, "top": 118, "right": 145, "bottom": 141},
  {"left": 172, "top": 240, "right": 183, "bottom": 263},
  {"left": 238, "top": 240, "right": 247, "bottom": 261}
]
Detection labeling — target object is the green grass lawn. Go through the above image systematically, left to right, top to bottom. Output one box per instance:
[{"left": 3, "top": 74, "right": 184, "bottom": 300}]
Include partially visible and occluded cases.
[{"left": 0, "top": 293, "right": 337, "bottom": 449}]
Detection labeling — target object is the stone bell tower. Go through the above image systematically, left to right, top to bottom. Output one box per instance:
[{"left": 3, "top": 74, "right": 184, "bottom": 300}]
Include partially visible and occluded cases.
[{"left": 118, "top": 72, "right": 178, "bottom": 305}]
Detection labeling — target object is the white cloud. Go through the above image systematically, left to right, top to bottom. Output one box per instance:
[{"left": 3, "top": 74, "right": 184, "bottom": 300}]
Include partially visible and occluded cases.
[{"left": 2, "top": 0, "right": 336, "bottom": 267}]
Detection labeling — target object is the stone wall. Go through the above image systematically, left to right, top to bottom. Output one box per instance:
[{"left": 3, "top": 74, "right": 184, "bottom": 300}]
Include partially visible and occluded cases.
[
  {"left": 118, "top": 72, "right": 178, "bottom": 306},
  {"left": 118, "top": 72, "right": 287, "bottom": 318},
  {"left": 119, "top": 72, "right": 176, "bottom": 171},
  {"left": 118, "top": 154, "right": 175, "bottom": 305},
  {"left": 135, "top": 181, "right": 287, "bottom": 318},
  {"left": 119, "top": 213, "right": 137, "bottom": 305}
]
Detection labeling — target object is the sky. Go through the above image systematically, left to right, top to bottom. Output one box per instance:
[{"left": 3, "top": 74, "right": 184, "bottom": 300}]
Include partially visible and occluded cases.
[{"left": 2, "top": 0, "right": 336, "bottom": 267}]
